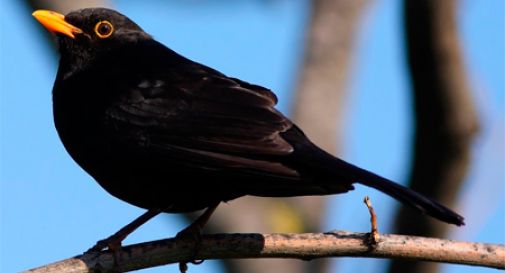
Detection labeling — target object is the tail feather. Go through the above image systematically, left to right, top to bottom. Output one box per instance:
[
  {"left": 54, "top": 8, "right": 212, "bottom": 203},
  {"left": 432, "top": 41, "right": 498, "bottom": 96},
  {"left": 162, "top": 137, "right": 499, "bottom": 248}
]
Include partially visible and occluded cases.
[
  {"left": 282, "top": 126, "right": 465, "bottom": 226},
  {"left": 316, "top": 155, "right": 465, "bottom": 226},
  {"left": 348, "top": 162, "right": 465, "bottom": 226}
]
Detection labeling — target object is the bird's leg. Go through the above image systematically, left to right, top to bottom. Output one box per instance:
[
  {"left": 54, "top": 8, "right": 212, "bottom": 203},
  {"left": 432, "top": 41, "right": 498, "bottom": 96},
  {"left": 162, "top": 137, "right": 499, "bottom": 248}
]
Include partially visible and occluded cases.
[
  {"left": 177, "top": 202, "right": 220, "bottom": 273},
  {"left": 177, "top": 202, "right": 219, "bottom": 239},
  {"left": 86, "top": 208, "right": 162, "bottom": 253}
]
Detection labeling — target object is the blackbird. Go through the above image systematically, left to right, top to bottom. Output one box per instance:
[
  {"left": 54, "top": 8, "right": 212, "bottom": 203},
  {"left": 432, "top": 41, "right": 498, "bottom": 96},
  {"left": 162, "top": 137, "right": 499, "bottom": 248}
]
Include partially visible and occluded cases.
[{"left": 33, "top": 8, "right": 464, "bottom": 250}]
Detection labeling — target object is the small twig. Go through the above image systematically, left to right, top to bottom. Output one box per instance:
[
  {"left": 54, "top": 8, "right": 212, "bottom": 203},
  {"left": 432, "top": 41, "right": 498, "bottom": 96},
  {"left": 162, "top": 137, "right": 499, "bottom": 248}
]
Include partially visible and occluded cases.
[
  {"left": 364, "top": 196, "right": 380, "bottom": 245},
  {"left": 22, "top": 232, "right": 505, "bottom": 273}
]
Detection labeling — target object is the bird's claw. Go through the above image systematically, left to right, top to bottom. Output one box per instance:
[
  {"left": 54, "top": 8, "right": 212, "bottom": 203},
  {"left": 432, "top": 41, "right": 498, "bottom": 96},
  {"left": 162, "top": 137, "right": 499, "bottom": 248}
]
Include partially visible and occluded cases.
[
  {"left": 176, "top": 224, "right": 205, "bottom": 273},
  {"left": 86, "top": 233, "right": 123, "bottom": 253},
  {"left": 84, "top": 235, "right": 124, "bottom": 272},
  {"left": 178, "top": 259, "right": 205, "bottom": 273}
]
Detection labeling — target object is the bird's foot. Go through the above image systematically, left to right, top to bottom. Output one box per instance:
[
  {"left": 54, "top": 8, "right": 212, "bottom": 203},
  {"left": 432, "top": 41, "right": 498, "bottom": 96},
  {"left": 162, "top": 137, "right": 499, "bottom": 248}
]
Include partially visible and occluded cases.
[
  {"left": 175, "top": 203, "right": 219, "bottom": 272},
  {"left": 84, "top": 210, "right": 161, "bottom": 272},
  {"left": 176, "top": 224, "right": 205, "bottom": 273},
  {"left": 86, "top": 233, "right": 124, "bottom": 253},
  {"left": 85, "top": 234, "right": 125, "bottom": 272}
]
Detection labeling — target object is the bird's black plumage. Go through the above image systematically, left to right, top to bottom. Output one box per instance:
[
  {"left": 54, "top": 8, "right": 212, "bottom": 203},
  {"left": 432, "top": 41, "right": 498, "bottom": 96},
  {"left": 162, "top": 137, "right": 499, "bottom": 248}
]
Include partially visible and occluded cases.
[{"left": 37, "top": 8, "right": 464, "bottom": 226}]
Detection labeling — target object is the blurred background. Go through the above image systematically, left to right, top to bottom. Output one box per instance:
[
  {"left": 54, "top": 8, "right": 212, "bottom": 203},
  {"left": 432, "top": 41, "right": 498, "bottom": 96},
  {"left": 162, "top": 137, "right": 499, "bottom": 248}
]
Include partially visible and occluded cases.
[{"left": 0, "top": 1, "right": 503, "bottom": 273}]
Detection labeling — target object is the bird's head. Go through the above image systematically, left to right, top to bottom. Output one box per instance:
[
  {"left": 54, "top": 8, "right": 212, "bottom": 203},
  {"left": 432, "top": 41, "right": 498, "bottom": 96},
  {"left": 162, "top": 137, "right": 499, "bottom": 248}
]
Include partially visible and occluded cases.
[{"left": 33, "top": 8, "right": 151, "bottom": 71}]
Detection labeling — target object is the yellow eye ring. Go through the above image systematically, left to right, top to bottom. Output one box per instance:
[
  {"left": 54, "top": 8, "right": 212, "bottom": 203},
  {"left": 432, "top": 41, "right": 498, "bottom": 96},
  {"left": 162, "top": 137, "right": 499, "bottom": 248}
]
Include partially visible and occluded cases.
[{"left": 94, "top": 21, "right": 114, "bottom": 38}]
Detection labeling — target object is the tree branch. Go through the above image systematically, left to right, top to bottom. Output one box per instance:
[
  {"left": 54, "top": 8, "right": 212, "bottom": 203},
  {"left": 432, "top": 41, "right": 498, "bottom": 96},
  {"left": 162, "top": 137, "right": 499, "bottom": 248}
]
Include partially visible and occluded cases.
[{"left": 23, "top": 232, "right": 504, "bottom": 273}]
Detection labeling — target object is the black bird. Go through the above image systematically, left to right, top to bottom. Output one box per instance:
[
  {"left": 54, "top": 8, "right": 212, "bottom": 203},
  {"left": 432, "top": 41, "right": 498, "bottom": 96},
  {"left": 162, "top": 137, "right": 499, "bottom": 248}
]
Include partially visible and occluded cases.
[{"left": 33, "top": 8, "right": 464, "bottom": 250}]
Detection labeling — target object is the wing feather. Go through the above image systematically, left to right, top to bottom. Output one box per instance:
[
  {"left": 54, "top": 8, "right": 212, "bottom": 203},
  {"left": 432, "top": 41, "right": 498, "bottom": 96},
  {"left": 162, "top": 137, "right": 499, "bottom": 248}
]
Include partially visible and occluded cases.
[{"left": 104, "top": 44, "right": 297, "bottom": 179}]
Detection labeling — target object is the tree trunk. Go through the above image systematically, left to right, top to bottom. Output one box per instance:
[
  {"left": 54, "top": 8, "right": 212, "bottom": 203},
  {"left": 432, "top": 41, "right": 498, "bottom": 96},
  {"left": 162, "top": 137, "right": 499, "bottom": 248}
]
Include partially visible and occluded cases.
[{"left": 389, "top": 1, "right": 479, "bottom": 273}]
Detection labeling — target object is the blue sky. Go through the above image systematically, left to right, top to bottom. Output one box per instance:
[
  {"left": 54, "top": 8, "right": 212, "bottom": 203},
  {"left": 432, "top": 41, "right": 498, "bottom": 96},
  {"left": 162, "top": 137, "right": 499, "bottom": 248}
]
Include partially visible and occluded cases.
[{"left": 1, "top": 1, "right": 503, "bottom": 273}]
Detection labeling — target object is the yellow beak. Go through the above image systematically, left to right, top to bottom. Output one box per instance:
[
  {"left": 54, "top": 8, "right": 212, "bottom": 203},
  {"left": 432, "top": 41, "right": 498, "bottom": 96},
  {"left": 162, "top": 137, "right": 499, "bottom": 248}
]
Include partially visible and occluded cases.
[{"left": 32, "top": 10, "right": 83, "bottom": 39}]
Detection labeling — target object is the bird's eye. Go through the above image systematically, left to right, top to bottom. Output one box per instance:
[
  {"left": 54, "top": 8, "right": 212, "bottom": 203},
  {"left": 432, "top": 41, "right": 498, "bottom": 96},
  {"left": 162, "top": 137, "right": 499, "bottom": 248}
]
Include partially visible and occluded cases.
[{"left": 94, "top": 21, "right": 114, "bottom": 38}]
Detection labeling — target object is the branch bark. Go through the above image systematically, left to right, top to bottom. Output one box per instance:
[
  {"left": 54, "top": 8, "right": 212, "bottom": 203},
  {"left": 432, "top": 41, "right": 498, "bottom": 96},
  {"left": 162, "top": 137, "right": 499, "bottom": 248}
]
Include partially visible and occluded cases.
[{"left": 23, "top": 232, "right": 504, "bottom": 273}]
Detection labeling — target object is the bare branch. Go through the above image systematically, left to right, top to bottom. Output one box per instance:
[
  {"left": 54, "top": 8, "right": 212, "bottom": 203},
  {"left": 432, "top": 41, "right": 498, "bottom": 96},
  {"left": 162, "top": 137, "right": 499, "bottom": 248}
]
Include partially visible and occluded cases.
[{"left": 23, "top": 232, "right": 504, "bottom": 273}]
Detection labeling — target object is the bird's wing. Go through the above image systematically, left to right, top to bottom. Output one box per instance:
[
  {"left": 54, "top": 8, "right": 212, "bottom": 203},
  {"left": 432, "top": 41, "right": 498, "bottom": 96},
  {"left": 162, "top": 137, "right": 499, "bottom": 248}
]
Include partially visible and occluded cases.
[{"left": 103, "top": 44, "right": 299, "bottom": 180}]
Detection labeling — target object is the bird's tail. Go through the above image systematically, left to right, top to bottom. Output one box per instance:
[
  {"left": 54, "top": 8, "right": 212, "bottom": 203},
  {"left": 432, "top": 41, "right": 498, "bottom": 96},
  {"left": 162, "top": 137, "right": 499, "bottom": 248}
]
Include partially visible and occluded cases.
[
  {"left": 282, "top": 126, "right": 464, "bottom": 226},
  {"left": 345, "top": 161, "right": 465, "bottom": 226}
]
